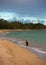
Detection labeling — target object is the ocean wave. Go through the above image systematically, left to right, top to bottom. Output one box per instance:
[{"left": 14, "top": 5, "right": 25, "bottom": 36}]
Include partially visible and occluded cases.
[
  {"left": 0, "top": 37, "right": 46, "bottom": 60},
  {"left": 30, "top": 47, "right": 46, "bottom": 54}
]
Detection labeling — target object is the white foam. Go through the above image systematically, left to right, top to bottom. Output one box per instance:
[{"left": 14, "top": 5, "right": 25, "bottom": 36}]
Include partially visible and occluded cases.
[
  {"left": 0, "top": 37, "right": 46, "bottom": 55},
  {"left": 11, "top": 39, "right": 15, "bottom": 42},
  {"left": 18, "top": 41, "right": 24, "bottom": 44},
  {"left": 19, "top": 44, "right": 26, "bottom": 48},
  {"left": 31, "top": 47, "right": 46, "bottom": 54}
]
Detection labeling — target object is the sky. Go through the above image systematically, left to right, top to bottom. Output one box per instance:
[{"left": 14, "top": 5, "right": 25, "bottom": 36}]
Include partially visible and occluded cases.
[{"left": 0, "top": 0, "right": 46, "bottom": 25}]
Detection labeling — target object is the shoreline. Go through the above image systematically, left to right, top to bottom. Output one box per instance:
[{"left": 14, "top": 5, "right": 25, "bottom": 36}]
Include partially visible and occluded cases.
[
  {"left": 0, "top": 29, "right": 46, "bottom": 32},
  {"left": 0, "top": 30, "right": 46, "bottom": 60},
  {"left": 0, "top": 37, "right": 46, "bottom": 60},
  {"left": 0, "top": 39, "right": 46, "bottom": 65}
]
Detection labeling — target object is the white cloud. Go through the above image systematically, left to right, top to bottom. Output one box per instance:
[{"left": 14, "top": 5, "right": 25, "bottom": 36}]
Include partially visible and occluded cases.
[
  {"left": 0, "top": 12, "right": 46, "bottom": 25},
  {"left": 0, "top": 12, "right": 18, "bottom": 20},
  {"left": 16, "top": 16, "right": 46, "bottom": 25}
]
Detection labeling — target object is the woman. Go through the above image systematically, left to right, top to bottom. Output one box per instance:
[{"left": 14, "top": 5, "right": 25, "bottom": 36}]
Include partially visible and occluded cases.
[{"left": 26, "top": 40, "right": 29, "bottom": 46}]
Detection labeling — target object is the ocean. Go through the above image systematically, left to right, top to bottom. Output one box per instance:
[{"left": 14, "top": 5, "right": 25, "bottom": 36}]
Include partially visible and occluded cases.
[
  {"left": 5, "top": 30, "right": 46, "bottom": 60},
  {"left": 5, "top": 30, "right": 46, "bottom": 45}
]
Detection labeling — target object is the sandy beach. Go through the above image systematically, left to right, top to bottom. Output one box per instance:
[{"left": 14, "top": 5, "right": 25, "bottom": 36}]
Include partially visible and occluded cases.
[{"left": 0, "top": 39, "right": 46, "bottom": 65}]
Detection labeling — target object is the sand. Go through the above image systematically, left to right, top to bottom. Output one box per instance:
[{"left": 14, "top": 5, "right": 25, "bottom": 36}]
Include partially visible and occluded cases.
[{"left": 0, "top": 39, "right": 46, "bottom": 65}]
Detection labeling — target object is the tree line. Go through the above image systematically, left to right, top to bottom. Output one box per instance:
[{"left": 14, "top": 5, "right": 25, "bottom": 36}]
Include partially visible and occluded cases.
[{"left": 0, "top": 19, "right": 46, "bottom": 29}]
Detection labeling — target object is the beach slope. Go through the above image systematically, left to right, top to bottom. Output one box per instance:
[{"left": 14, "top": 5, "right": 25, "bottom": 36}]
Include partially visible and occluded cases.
[{"left": 0, "top": 39, "right": 46, "bottom": 65}]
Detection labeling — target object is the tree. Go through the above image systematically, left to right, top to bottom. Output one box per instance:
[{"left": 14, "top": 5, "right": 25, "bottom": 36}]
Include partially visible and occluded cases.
[{"left": 0, "top": 19, "right": 46, "bottom": 29}]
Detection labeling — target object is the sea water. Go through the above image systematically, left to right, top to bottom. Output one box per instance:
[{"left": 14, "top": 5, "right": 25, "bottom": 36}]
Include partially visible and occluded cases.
[
  {"left": 2, "top": 30, "right": 46, "bottom": 60},
  {"left": 5, "top": 30, "right": 46, "bottom": 46}
]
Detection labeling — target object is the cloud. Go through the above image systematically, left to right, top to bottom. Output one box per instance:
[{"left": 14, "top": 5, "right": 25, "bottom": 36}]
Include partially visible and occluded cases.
[
  {"left": 0, "top": 0, "right": 38, "bottom": 5},
  {"left": 0, "top": 0, "right": 46, "bottom": 17},
  {"left": 14, "top": 0, "right": 38, "bottom": 3},
  {"left": 15, "top": 0, "right": 29, "bottom": 3},
  {"left": 0, "top": 12, "right": 46, "bottom": 25},
  {"left": 0, "top": 12, "right": 15, "bottom": 20},
  {"left": 13, "top": 16, "right": 46, "bottom": 25},
  {"left": 21, "top": 17, "right": 46, "bottom": 25}
]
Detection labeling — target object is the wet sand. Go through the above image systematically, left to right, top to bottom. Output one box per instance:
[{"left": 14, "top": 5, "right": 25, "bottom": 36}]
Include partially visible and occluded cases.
[{"left": 0, "top": 39, "right": 46, "bottom": 65}]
